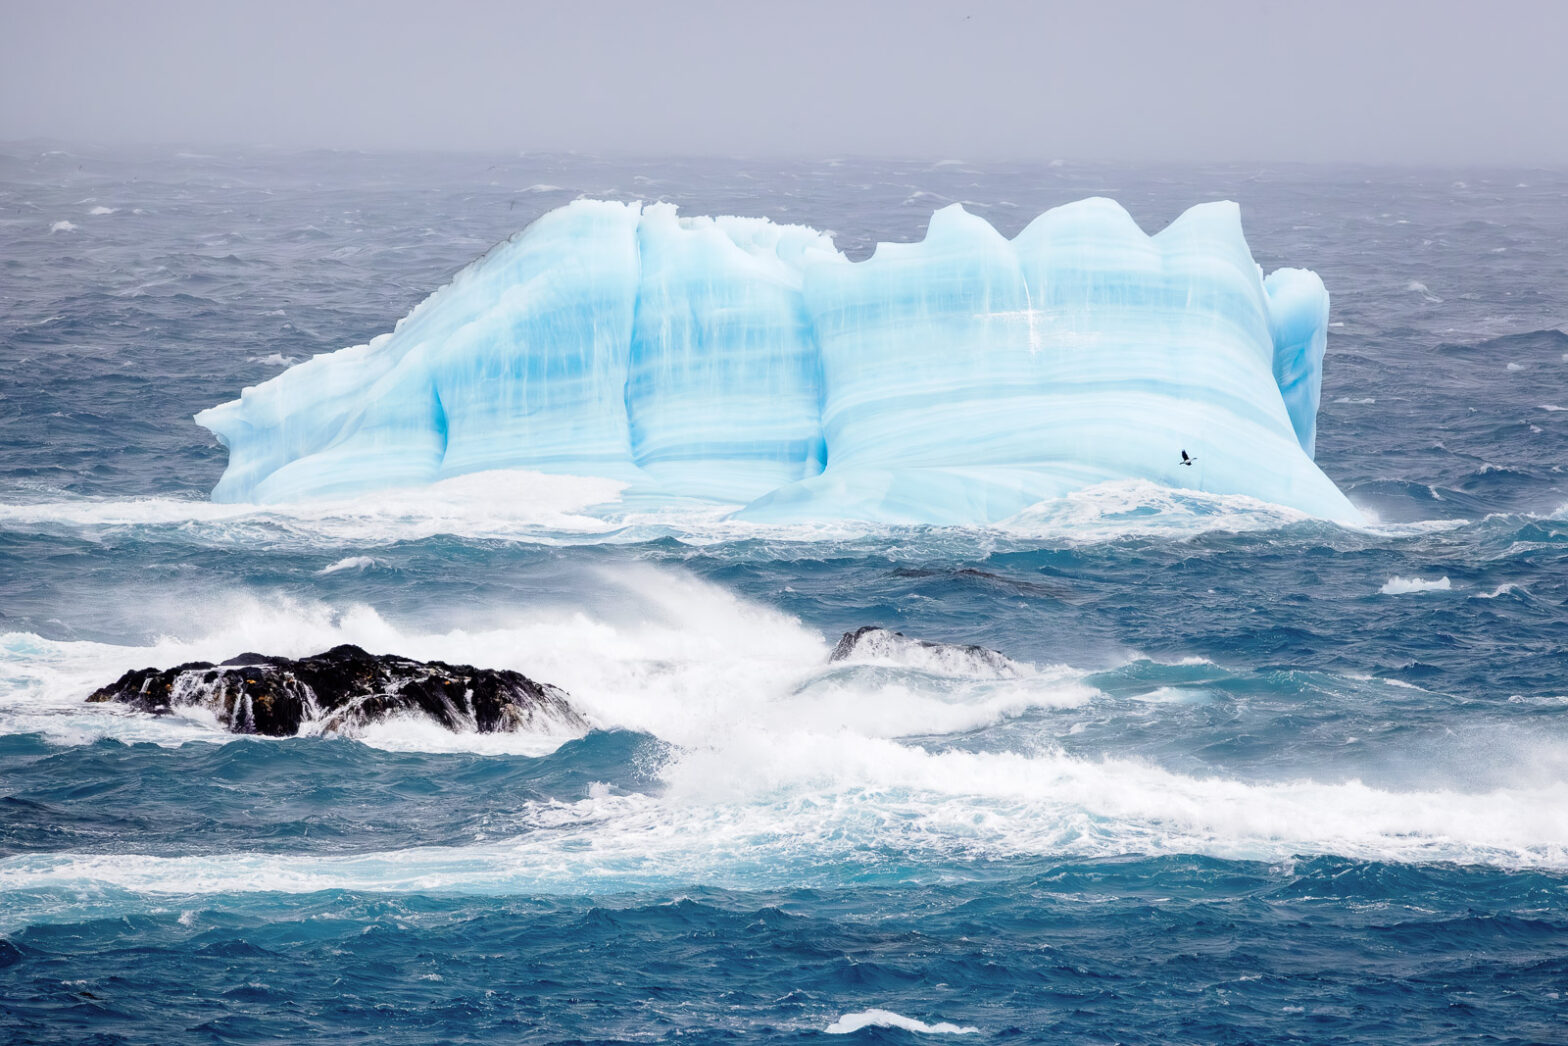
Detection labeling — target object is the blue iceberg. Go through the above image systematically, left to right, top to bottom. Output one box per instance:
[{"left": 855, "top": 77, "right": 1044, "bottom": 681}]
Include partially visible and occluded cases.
[{"left": 196, "top": 198, "right": 1358, "bottom": 523}]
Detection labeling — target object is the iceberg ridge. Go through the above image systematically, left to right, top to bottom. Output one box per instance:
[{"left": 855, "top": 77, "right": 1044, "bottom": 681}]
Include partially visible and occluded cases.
[{"left": 196, "top": 198, "right": 1358, "bottom": 523}]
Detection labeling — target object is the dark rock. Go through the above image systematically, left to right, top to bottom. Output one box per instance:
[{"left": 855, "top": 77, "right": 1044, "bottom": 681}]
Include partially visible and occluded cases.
[
  {"left": 829, "top": 626, "right": 1019, "bottom": 676},
  {"left": 87, "top": 643, "right": 585, "bottom": 738},
  {"left": 218, "top": 652, "right": 290, "bottom": 667}
]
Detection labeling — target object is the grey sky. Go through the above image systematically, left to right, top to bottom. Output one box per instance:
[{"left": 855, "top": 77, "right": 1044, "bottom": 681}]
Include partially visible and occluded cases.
[{"left": 3, "top": 0, "right": 1565, "bottom": 164}]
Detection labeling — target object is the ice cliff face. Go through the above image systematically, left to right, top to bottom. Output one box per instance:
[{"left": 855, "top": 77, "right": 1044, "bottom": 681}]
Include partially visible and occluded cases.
[{"left": 196, "top": 198, "right": 1357, "bottom": 523}]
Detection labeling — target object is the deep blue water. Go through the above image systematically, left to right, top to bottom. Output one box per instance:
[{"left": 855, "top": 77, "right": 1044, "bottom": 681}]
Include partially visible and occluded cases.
[{"left": 1, "top": 147, "right": 1567, "bottom": 1043}]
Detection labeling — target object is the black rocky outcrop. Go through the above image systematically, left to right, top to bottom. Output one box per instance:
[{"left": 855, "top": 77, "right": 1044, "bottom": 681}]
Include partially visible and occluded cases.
[
  {"left": 829, "top": 626, "right": 1019, "bottom": 676},
  {"left": 87, "top": 644, "right": 585, "bottom": 737}
]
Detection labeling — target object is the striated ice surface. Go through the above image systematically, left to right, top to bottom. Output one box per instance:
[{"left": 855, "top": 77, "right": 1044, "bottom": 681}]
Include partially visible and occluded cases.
[{"left": 197, "top": 198, "right": 1358, "bottom": 523}]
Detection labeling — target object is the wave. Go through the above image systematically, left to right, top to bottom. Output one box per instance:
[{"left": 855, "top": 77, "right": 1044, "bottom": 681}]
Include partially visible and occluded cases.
[
  {"left": 1470, "top": 328, "right": 1568, "bottom": 354},
  {"left": 246, "top": 353, "right": 299, "bottom": 367},
  {"left": 0, "top": 471, "right": 629, "bottom": 546},
  {"left": 0, "top": 476, "right": 1470, "bottom": 550},
  {"left": 999, "top": 480, "right": 1314, "bottom": 540},
  {"left": 316, "top": 555, "right": 382, "bottom": 575},
  {"left": 0, "top": 567, "right": 1090, "bottom": 752},
  {"left": 5, "top": 567, "right": 1566, "bottom": 910},
  {"left": 1381, "top": 576, "right": 1452, "bottom": 594},
  {"left": 2, "top": 735, "right": 1563, "bottom": 922},
  {"left": 826, "top": 1010, "right": 978, "bottom": 1035}
]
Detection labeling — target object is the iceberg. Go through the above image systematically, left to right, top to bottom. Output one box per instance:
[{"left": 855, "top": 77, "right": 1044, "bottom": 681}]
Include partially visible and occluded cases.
[{"left": 196, "top": 198, "right": 1358, "bottom": 523}]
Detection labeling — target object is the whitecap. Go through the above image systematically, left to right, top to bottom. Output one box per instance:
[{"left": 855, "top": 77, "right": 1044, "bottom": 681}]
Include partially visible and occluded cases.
[
  {"left": 247, "top": 353, "right": 300, "bottom": 367},
  {"left": 0, "top": 469, "right": 629, "bottom": 545},
  {"left": 0, "top": 473, "right": 1371, "bottom": 551},
  {"left": 999, "top": 480, "right": 1311, "bottom": 542},
  {"left": 316, "top": 555, "right": 379, "bottom": 575},
  {"left": 6, "top": 569, "right": 1567, "bottom": 892},
  {"left": 1380, "top": 576, "right": 1451, "bottom": 594},
  {"left": 7, "top": 740, "right": 1567, "bottom": 914},
  {"left": 825, "top": 1009, "right": 978, "bottom": 1035}
]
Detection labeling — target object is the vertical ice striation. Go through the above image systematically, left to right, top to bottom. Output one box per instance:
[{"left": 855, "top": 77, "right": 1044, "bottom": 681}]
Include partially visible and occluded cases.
[
  {"left": 197, "top": 197, "right": 1359, "bottom": 523},
  {"left": 745, "top": 199, "right": 1352, "bottom": 522},
  {"left": 199, "top": 201, "right": 645, "bottom": 501},
  {"left": 427, "top": 201, "right": 643, "bottom": 483},
  {"left": 812, "top": 204, "right": 1037, "bottom": 470},
  {"left": 625, "top": 205, "right": 837, "bottom": 500},
  {"left": 1264, "top": 267, "right": 1331, "bottom": 457}
]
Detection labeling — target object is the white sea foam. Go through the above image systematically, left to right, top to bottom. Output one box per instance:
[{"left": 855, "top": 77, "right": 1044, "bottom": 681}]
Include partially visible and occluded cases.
[
  {"left": 88, "top": 206, "right": 116, "bottom": 216},
  {"left": 50, "top": 220, "right": 77, "bottom": 233},
  {"left": 247, "top": 353, "right": 300, "bottom": 367},
  {"left": 0, "top": 470, "right": 629, "bottom": 545},
  {"left": 0, "top": 474, "right": 1421, "bottom": 553},
  {"left": 999, "top": 480, "right": 1310, "bottom": 541},
  {"left": 1000, "top": 481, "right": 1458, "bottom": 543},
  {"left": 317, "top": 555, "right": 380, "bottom": 574},
  {"left": 3, "top": 566, "right": 1566, "bottom": 912},
  {"left": 0, "top": 569, "right": 851, "bottom": 750},
  {"left": 1380, "top": 576, "right": 1452, "bottom": 594},
  {"left": 786, "top": 670, "right": 1090, "bottom": 740},
  {"left": 1128, "top": 685, "right": 1213, "bottom": 705},
  {"left": 349, "top": 711, "right": 572, "bottom": 756},
  {"left": 2, "top": 736, "right": 1565, "bottom": 918},
  {"left": 826, "top": 1009, "right": 978, "bottom": 1035}
]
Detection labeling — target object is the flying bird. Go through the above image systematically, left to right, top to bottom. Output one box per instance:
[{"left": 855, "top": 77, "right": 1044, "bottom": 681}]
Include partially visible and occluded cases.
[{"left": 1180, "top": 450, "right": 1195, "bottom": 466}]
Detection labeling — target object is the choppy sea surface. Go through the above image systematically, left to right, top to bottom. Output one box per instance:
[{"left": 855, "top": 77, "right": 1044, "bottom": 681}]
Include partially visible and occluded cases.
[{"left": 2, "top": 147, "right": 1566, "bottom": 1044}]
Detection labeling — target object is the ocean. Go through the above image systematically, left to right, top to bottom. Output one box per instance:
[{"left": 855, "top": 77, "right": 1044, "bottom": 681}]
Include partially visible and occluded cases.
[{"left": 1, "top": 147, "right": 1566, "bottom": 1043}]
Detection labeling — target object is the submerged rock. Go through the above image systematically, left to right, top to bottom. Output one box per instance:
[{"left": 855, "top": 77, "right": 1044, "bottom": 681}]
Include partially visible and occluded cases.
[
  {"left": 828, "top": 626, "right": 1021, "bottom": 677},
  {"left": 86, "top": 643, "right": 585, "bottom": 738}
]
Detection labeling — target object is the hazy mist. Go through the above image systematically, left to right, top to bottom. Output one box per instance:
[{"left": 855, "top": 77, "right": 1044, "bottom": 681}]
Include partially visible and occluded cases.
[{"left": 3, "top": 0, "right": 1566, "bottom": 164}]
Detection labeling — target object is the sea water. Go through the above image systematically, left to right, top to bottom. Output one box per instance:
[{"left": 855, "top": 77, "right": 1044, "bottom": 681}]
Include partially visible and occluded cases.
[{"left": 1, "top": 148, "right": 1566, "bottom": 1043}]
